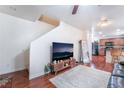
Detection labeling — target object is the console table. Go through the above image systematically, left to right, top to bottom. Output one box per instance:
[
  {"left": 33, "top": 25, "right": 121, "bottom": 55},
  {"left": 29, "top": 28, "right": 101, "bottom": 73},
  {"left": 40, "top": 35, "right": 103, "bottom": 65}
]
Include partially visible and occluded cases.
[{"left": 51, "top": 58, "right": 76, "bottom": 75}]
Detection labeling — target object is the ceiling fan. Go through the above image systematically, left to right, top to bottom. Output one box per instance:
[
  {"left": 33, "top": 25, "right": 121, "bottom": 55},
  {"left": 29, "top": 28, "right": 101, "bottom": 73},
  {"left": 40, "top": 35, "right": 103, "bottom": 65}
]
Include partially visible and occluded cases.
[
  {"left": 72, "top": 5, "right": 79, "bottom": 15},
  {"left": 72, "top": 5, "right": 103, "bottom": 15}
]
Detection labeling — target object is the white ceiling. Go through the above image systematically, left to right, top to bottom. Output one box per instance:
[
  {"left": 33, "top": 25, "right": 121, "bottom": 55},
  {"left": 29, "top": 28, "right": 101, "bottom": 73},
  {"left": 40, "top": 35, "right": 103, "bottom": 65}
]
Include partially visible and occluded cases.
[{"left": 0, "top": 5, "right": 124, "bottom": 39}]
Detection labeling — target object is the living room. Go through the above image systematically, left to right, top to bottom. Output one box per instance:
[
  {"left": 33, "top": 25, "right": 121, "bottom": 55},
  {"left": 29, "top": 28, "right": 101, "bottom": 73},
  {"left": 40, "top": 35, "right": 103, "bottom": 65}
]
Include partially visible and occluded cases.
[{"left": 0, "top": 3, "right": 124, "bottom": 90}]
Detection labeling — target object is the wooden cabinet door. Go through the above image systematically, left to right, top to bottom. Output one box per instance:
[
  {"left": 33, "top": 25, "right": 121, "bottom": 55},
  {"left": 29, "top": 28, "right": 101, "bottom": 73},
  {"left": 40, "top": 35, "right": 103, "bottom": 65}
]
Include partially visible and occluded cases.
[
  {"left": 100, "top": 39, "right": 105, "bottom": 46},
  {"left": 99, "top": 48, "right": 105, "bottom": 55}
]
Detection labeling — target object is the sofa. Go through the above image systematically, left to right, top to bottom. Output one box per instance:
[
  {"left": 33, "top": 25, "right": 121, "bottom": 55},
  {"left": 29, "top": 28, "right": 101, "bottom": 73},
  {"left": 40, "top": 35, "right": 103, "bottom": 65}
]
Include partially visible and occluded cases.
[{"left": 107, "top": 61, "right": 124, "bottom": 88}]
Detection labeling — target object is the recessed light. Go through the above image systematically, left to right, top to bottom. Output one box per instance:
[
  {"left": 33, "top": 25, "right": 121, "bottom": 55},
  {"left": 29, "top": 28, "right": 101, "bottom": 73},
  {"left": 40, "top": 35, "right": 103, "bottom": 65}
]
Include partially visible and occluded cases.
[
  {"left": 116, "top": 29, "right": 121, "bottom": 32},
  {"left": 98, "top": 32, "right": 102, "bottom": 35},
  {"left": 102, "top": 35, "right": 106, "bottom": 37}
]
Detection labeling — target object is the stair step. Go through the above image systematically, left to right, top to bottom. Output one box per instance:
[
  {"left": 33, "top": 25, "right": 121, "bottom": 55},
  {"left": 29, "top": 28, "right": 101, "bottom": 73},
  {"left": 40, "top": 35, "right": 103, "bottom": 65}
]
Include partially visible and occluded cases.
[{"left": 39, "top": 15, "right": 60, "bottom": 26}]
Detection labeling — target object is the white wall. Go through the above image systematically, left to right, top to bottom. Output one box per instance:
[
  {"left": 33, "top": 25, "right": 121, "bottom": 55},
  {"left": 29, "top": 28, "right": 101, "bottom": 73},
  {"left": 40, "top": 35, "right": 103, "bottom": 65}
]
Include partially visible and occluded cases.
[
  {"left": 0, "top": 13, "right": 55, "bottom": 75},
  {"left": 30, "top": 22, "right": 86, "bottom": 79},
  {"left": 87, "top": 30, "right": 92, "bottom": 61}
]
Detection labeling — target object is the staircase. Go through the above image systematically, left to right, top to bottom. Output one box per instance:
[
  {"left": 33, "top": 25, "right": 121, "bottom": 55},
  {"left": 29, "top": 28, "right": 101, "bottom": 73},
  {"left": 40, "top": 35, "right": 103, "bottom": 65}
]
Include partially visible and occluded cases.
[
  {"left": 29, "top": 15, "right": 60, "bottom": 79},
  {"left": 30, "top": 15, "right": 60, "bottom": 41},
  {"left": 39, "top": 15, "right": 60, "bottom": 27}
]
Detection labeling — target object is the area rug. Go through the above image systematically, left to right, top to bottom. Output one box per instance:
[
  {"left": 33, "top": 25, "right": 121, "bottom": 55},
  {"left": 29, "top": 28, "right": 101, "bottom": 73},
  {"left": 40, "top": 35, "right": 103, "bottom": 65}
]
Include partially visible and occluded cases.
[{"left": 49, "top": 65, "right": 111, "bottom": 88}]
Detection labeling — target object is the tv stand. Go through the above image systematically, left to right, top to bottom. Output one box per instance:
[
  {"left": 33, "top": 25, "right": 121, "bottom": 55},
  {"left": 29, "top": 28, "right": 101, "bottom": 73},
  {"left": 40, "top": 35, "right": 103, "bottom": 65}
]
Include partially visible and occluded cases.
[{"left": 51, "top": 58, "right": 76, "bottom": 75}]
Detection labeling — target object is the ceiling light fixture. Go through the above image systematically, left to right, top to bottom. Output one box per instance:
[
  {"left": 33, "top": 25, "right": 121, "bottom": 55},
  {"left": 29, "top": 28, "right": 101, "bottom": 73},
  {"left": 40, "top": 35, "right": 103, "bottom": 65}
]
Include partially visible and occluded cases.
[
  {"left": 97, "top": 16, "right": 112, "bottom": 27},
  {"left": 115, "top": 29, "right": 122, "bottom": 35},
  {"left": 116, "top": 29, "right": 121, "bottom": 32},
  {"left": 116, "top": 29, "right": 121, "bottom": 35},
  {"left": 98, "top": 32, "right": 103, "bottom": 35},
  {"left": 102, "top": 35, "right": 106, "bottom": 37}
]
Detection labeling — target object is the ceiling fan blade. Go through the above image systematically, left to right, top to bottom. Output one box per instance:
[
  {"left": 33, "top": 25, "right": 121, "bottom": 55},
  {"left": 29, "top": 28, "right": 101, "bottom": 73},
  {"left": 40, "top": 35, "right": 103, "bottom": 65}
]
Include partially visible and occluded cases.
[{"left": 72, "top": 5, "right": 79, "bottom": 15}]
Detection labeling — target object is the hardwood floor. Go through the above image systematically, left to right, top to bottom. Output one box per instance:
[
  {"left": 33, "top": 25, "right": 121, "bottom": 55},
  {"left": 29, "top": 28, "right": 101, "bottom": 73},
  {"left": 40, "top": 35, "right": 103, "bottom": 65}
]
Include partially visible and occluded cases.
[
  {"left": 92, "top": 55, "right": 114, "bottom": 72},
  {"left": 0, "top": 56, "right": 114, "bottom": 88}
]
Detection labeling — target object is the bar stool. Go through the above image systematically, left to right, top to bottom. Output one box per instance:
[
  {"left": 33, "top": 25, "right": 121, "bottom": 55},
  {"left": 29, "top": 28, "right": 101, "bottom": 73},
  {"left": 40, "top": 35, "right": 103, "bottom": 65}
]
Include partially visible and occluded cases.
[
  {"left": 110, "top": 48, "right": 122, "bottom": 64},
  {"left": 119, "top": 49, "right": 124, "bottom": 62}
]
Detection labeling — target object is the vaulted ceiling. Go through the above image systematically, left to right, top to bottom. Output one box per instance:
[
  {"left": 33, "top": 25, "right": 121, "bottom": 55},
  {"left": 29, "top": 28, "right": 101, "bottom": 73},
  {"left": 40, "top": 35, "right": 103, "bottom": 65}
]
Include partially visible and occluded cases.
[{"left": 0, "top": 5, "right": 124, "bottom": 39}]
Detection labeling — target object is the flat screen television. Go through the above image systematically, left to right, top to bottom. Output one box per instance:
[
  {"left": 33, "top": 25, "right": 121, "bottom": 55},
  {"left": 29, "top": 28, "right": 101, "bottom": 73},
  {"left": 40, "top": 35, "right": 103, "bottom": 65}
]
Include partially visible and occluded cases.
[{"left": 52, "top": 42, "right": 73, "bottom": 61}]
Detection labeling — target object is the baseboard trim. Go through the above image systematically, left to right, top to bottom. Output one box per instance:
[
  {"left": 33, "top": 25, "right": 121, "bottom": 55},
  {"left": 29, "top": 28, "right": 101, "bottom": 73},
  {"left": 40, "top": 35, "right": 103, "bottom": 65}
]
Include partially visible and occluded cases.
[{"left": 0, "top": 69, "right": 28, "bottom": 76}]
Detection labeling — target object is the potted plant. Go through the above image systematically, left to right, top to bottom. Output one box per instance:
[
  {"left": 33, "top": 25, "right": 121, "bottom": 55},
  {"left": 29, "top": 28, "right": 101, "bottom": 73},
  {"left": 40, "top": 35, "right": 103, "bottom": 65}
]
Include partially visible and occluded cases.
[{"left": 44, "top": 63, "right": 51, "bottom": 75}]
